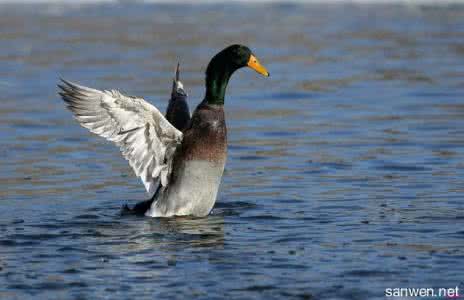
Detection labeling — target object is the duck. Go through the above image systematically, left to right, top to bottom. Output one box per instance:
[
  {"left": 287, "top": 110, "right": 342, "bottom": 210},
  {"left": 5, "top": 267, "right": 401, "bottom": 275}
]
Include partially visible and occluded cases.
[{"left": 58, "top": 44, "right": 269, "bottom": 217}]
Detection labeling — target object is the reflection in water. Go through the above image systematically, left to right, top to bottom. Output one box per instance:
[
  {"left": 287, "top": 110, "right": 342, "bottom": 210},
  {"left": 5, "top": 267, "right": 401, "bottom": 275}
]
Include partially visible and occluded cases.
[{"left": 135, "top": 215, "right": 225, "bottom": 248}]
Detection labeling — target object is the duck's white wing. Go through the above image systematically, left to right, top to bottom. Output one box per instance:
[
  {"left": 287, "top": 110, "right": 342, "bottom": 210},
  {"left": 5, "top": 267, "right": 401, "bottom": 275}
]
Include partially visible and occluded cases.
[{"left": 58, "top": 79, "right": 183, "bottom": 194}]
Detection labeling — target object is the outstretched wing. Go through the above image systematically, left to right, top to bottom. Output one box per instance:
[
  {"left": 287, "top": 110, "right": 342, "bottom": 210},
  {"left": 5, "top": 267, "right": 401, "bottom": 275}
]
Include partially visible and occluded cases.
[
  {"left": 166, "top": 63, "right": 191, "bottom": 131},
  {"left": 58, "top": 79, "right": 183, "bottom": 194}
]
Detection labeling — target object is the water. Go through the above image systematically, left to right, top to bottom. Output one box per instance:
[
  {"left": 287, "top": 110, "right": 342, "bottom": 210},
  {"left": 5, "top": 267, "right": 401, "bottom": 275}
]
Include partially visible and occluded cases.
[{"left": 1, "top": 2, "right": 464, "bottom": 299}]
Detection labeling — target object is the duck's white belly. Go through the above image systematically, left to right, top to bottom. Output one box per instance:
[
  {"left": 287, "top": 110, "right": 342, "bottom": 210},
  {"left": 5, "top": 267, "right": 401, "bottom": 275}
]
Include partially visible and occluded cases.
[{"left": 145, "top": 160, "right": 225, "bottom": 217}]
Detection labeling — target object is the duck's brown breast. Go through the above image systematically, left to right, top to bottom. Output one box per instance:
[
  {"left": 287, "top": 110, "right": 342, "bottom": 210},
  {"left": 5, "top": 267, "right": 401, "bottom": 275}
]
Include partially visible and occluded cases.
[{"left": 178, "top": 104, "right": 227, "bottom": 163}]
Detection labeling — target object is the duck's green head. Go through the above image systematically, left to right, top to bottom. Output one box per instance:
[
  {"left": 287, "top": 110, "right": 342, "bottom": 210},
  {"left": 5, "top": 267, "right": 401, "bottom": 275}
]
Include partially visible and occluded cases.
[
  {"left": 205, "top": 44, "right": 269, "bottom": 105},
  {"left": 207, "top": 44, "right": 270, "bottom": 77}
]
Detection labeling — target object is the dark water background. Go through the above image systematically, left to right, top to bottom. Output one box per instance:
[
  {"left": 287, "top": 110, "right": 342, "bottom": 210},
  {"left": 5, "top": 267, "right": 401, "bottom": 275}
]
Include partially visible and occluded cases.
[{"left": 1, "top": 2, "right": 463, "bottom": 299}]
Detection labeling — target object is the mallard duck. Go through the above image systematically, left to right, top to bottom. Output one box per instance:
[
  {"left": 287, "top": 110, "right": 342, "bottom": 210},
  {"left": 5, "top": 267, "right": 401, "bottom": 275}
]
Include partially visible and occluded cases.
[{"left": 58, "top": 44, "right": 269, "bottom": 217}]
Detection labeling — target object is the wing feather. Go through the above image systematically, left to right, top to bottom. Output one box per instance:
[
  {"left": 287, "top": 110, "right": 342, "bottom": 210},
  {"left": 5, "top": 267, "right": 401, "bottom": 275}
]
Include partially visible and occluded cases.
[{"left": 58, "top": 79, "right": 183, "bottom": 194}]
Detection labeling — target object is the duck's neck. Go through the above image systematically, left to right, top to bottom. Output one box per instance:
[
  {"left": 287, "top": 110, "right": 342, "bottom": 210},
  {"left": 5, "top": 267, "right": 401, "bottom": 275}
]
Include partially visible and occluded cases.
[{"left": 204, "top": 64, "right": 234, "bottom": 106}]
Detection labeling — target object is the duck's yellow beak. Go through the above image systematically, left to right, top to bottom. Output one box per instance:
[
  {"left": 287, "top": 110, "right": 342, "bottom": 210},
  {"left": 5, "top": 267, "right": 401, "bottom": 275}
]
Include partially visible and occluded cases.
[{"left": 247, "top": 55, "right": 270, "bottom": 77}]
